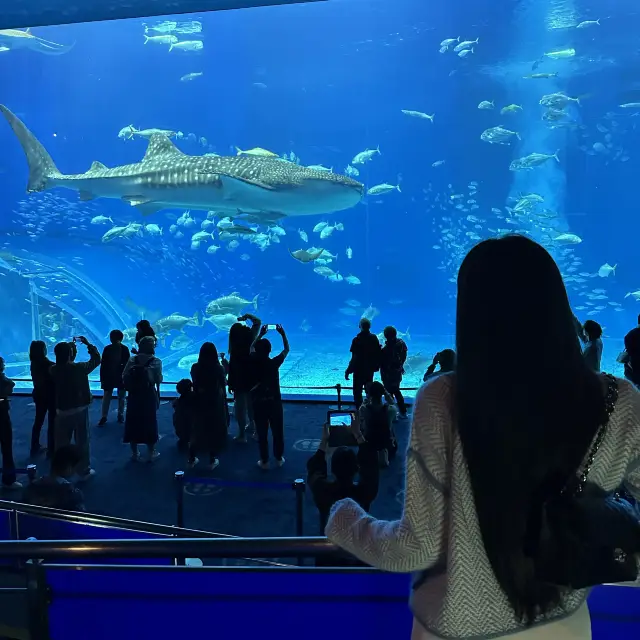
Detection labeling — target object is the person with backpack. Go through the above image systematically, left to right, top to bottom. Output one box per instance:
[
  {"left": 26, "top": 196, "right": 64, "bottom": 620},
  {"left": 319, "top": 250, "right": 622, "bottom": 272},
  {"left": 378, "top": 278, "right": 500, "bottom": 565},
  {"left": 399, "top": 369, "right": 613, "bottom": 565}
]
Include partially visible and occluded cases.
[
  {"left": 379, "top": 325, "right": 408, "bottom": 419},
  {"left": 122, "top": 336, "right": 163, "bottom": 462},
  {"left": 359, "top": 381, "right": 398, "bottom": 467}
]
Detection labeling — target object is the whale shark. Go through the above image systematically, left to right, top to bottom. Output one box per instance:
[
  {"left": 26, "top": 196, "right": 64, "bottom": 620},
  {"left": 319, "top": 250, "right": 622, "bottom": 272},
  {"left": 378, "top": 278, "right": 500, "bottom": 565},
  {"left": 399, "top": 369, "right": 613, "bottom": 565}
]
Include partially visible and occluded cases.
[
  {"left": 0, "top": 29, "right": 74, "bottom": 55},
  {"left": 0, "top": 105, "right": 364, "bottom": 219}
]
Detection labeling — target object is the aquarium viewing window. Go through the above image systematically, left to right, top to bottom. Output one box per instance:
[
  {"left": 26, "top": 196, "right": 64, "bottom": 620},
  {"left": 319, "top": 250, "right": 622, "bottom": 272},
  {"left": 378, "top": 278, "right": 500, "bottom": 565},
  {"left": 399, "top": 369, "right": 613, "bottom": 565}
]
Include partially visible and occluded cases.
[{"left": 1, "top": 0, "right": 326, "bottom": 30}]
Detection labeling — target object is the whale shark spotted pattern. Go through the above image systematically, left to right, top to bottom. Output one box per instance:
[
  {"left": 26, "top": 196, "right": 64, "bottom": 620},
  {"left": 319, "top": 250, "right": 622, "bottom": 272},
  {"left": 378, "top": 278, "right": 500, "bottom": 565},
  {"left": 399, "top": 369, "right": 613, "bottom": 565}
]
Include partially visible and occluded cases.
[{"left": 0, "top": 105, "right": 364, "bottom": 219}]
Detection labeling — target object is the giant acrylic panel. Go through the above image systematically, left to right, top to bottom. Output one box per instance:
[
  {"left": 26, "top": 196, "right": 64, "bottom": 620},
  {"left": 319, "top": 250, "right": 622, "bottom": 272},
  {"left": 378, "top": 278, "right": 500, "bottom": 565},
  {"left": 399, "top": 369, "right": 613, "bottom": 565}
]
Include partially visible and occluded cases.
[{"left": 0, "top": 0, "right": 637, "bottom": 395}]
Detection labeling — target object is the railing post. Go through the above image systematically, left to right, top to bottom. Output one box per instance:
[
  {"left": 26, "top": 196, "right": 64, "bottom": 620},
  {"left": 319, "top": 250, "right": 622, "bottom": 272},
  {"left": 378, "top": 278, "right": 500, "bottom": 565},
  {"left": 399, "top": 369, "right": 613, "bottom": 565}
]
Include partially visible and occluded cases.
[
  {"left": 336, "top": 383, "right": 342, "bottom": 410},
  {"left": 27, "top": 464, "right": 37, "bottom": 483},
  {"left": 175, "top": 471, "right": 185, "bottom": 529},
  {"left": 175, "top": 471, "right": 186, "bottom": 567},
  {"left": 293, "top": 478, "right": 305, "bottom": 566},
  {"left": 26, "top": 560, "right": 49, "bottom": 640}
]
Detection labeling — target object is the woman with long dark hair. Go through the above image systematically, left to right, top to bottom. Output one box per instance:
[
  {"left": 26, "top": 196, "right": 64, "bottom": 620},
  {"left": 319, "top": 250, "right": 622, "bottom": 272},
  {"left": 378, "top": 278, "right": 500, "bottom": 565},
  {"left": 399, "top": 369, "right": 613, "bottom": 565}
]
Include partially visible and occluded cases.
[
  {"left": 326, "top": 235, "right": 640, "bottom": 639},
  {"left": 227, "top": 314, "right": 261, "bottom": 441},
  {"left": 29, "top": 340, "right": 56, "bottom": 456},
  {"left": 189, "top": 342, "right": 228, "bottom": 469}
]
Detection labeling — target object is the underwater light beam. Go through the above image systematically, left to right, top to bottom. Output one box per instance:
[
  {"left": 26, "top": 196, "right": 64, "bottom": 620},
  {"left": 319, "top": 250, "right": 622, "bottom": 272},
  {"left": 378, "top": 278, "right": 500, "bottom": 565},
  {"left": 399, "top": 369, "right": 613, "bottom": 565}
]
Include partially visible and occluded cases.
[{"left": 506, "top": 0, "right": 578, "bottom": 253}]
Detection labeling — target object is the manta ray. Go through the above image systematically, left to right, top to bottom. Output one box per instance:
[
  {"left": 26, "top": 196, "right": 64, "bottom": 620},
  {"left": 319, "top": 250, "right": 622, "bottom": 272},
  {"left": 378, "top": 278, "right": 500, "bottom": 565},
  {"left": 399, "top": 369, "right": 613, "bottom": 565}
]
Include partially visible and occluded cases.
[
  {"left": 0, "top": 29, "right": 74, "bottom": 55},
  {"left": 0, "top": 105, "right": 364, "bottom": 219}
]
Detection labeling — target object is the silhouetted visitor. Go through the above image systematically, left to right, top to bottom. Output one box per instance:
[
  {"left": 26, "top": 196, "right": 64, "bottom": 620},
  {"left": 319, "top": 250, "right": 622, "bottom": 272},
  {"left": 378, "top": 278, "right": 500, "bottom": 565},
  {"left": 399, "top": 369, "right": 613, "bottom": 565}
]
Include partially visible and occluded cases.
[
  {"left": 327, "top": 235, "right": 640, "bottom": 639},
  {"left": 228, "top": 314, "right": 261, "bottom": 442},
  {"left": 618, "top": 314, "right": 640, "bottom": 387},
  {"left": 345, "top": 318, "right": 381, "bottom": 410},
  {"left": 131, "top": 319, "right": 157, "bottom": 355},
  {"left": 582, "top": 320, "right": 603, "bottom": 373},
  {"left": 250, "top": 324, "right": 289, "bottom": 470},
  {"left": 379, "top": 325, "right": 408, "bottom": 419},
  {"left": 99, "top": 329, "right": 130, "bottom": 426},
  {"left": 123, "top": 336, "right": 162, "bottom": 462},
  {"left": 50, "top": 337, "right": 100, "bottom": 481},
  {"left": 29, "top": 340, "right": 56, "bottom": 457},
  {"left": 188, "top": 342, "right": 228, "bottom": 470},
  {"left": 423, "top": 349, "right": 456, "bottom": 382},
  {"left": 0, "top": 358, "right": 20, "bottom": 489},
  {"left": 173, "top": 379, "right": 194, "bottom": 450},
  {"left": 359, "top": 381, "right": 398, "bottom": 467},
  {"left": 307, "top": 420, "right": 378, "bottom": 561},
  {"left": 23, "top": 445, "right": 85, "bottom": 511}
]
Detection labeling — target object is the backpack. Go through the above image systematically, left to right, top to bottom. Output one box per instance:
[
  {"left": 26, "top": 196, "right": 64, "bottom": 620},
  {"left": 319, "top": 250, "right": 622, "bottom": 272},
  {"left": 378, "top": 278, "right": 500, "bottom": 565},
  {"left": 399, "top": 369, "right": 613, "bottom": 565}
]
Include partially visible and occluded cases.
[
  {"left": 386, "top": 339, "right": 407, "bottom": 373},
  {"left": 125, "top": 358, "right": 154, "bottom": 394}
]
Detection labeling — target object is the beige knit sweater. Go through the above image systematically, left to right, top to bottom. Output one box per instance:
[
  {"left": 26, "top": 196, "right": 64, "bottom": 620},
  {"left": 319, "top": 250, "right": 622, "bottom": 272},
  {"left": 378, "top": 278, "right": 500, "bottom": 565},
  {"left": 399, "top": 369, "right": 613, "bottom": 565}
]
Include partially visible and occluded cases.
[{"left": 326, "top": 374, "right": 640, "bottom": 639}]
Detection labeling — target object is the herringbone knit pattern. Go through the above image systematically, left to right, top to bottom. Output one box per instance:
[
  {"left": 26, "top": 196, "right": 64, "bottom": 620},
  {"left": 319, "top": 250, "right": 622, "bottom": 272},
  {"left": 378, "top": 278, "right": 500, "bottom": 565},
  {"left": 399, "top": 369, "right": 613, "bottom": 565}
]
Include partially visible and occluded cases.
[{"left": 326, "top": 374, "right": 640, "bottom": 638}]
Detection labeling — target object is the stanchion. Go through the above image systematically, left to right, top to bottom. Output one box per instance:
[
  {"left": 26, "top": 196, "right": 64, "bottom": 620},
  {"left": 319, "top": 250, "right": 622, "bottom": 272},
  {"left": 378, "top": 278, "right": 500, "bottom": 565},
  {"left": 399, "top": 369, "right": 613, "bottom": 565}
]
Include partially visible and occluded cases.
[
  {"left": 336, "top": 383, "right": 342, "bottom": 409},
  {"left": 27, "top": 465, "right": 37, "bottom": 483},
  {"left": 174, "top": 471, "right": 186, "bottom": 566},
  {"left": 175, "top": 471, "right": 185, "bottom": 529},
  {"left": 293, "top": 478, "right": 306, "bottom": 566}
]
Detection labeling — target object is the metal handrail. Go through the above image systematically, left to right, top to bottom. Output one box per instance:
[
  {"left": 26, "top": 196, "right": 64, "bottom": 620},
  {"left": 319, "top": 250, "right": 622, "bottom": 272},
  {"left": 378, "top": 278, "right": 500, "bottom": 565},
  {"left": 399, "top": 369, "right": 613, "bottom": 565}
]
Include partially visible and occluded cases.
[{"left": 0, "top": 536, "right": 338, "bottom": 559}]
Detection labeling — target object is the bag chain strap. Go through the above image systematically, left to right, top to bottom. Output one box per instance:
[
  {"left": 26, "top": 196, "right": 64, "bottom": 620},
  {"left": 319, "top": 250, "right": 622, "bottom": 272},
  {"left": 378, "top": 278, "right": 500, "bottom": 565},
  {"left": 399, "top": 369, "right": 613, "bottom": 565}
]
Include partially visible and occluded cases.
[{"left": 573, "top": 374, "right": 619, "bottom": 495}]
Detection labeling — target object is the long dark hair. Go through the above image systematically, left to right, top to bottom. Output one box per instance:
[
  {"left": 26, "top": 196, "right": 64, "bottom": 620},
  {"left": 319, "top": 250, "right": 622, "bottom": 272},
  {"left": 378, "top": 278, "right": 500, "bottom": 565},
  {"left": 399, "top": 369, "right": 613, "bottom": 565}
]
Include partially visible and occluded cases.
[
  {"left": 455, "top": 235, "right": 606, "bottom": 624},
  {"left": 228, "top": 323, "right": 252, "bottom": 358},
  {"left": 29, "top": 340, "right": 47, "bottom": 362},
  {"left": 194, "top": 342, "right": 223, "bottom": 389},
  {"left": 198, "top": 342, "right": 222, "bottom": 369}
]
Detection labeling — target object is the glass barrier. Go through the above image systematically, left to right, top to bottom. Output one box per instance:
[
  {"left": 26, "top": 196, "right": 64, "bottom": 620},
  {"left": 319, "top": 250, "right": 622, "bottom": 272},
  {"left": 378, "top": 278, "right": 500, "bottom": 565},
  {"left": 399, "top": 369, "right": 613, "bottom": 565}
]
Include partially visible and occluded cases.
[
  {"left": 174, "top": 472, "right": 305, "bottom": 539},
  {"left": 0, "top": 509, "right": 13, "bottom": 541},
  {"left": 38, "top": 564, "right": 640, "bottom": 640},
  {"left": 44, "top": 565, "right": 414, "bottom": 640}
]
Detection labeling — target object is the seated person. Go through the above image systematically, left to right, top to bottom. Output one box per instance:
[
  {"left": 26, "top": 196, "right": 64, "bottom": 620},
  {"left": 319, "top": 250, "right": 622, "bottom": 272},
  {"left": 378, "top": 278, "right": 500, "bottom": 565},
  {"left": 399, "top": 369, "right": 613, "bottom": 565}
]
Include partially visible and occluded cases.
[
  {"left": 423, "top": 348, "right": 456, "bottom": 381},
  {"left": 173, "top": 379, "right": 194, "bottom": 450},
  {"left": 359, "top": 381, "right": 398, "bottom": 467},
  {"left": 307, "top": 421, "right": 378, "bottom": 565},
  {"left": 23, "top": 445, "right": 85, "bottom": 511}
]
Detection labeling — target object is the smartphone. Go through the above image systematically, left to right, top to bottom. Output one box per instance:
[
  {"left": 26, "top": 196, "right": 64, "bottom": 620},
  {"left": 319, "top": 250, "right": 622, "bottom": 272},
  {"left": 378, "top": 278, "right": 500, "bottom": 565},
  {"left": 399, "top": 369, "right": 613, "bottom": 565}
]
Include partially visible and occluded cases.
[
  {"left": 266, "top": 324, "right": 277, "bottom": 331},
  {"left": 327, "top": 410, "right": 357, "bottom": 448}
]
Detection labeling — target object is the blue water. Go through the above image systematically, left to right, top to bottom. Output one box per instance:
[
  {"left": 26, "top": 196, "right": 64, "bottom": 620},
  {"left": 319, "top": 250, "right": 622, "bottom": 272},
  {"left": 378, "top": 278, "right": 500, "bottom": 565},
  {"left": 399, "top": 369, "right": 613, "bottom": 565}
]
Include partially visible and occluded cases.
[{"left": 1, "top": 0, "right": 639, "bottom": 393}]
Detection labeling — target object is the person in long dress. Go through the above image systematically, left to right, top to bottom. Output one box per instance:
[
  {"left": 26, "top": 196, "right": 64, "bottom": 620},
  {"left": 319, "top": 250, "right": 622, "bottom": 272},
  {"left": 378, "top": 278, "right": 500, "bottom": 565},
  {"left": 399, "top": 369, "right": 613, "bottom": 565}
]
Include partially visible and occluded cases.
[
  {"left": 326, "top": 235, "right": 640, "bottom": 640},
  {"left": 123, "top": 336, "right": 162, "bottom": 462},
  {"left": 188, "top": 342, "right": 228, "bottom": 470}
]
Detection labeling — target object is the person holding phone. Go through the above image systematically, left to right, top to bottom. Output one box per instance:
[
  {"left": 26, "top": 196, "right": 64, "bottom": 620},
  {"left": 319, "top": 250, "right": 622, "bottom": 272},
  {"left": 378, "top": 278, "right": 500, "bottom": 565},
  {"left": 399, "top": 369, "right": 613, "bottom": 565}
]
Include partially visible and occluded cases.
[
  {"left": 228, "top": 314, "right": 262, "bottom": 442},
  {"left": 249, "top": 324, "right": 289, "bottom": 470},
  {"left": 50, "top": 336, "right": 101, "bottom": 480},
  {"left": 359, "top": 381, "right": 398, "bottom": 467},
  {"left": 307, "top": 420, "right": 379, "bottom": 543}
]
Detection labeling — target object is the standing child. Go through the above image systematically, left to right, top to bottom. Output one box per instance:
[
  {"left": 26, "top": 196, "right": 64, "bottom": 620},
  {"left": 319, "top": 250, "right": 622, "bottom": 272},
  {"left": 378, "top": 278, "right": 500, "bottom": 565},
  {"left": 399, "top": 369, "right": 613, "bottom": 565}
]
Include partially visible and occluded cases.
[
  {"left": 0, "top": 358, "right": 20, "bottom": 489},
  {"left": 173, "top": 379, "right": 194, "bottom": 451}
]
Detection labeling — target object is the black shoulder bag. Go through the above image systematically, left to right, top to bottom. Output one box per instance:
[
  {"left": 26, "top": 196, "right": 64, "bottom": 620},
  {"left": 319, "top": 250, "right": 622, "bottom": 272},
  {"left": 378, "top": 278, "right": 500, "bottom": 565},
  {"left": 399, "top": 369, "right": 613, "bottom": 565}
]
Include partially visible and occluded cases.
[{"left": 532, "top": 374, "right": 640, "bottom": 589}]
